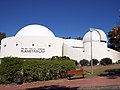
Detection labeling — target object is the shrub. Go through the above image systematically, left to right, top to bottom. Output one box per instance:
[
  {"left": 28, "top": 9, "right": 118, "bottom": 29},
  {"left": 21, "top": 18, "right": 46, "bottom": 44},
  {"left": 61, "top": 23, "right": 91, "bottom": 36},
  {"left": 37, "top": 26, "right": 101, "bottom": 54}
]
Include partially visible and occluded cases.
[
  {"left": 0, "top": 56, "right": 76, "bottom": 84},
  {"left": 51, "top": 56, "right": 70, "bottom": 60},
  {"left": 51, "top": 56, "right": 60, "bottom": 60},
  {"left": 0, "top": 57, "right": 23, "bottom": 84},
  {"left": 100, "top": 58, "right": 112, "bottom": 66},
  {"left": 23, "top": 59, "right": 76, "bottom": 82},
  {"left": 79, "top": 59, "right": 89, "bottom": 66},
  {"left": 90, "top": 59, "right": 99, "bottom": 66},
  {"left": 117, "top": 60, "right": 120, "bottom": 64},
  {"left": 0, "top": 64, "right": 1, "bottom": 83}
]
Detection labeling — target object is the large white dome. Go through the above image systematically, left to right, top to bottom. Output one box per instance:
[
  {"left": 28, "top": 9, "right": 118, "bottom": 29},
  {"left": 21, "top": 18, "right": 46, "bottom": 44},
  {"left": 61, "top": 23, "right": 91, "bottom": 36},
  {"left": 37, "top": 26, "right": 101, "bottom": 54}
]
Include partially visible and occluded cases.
[
  {"left": 15, "top": 24, "right": 55, "bottom": 37},
  {"left": 83, "top": 28, "right": 107, "bottom": 42}
]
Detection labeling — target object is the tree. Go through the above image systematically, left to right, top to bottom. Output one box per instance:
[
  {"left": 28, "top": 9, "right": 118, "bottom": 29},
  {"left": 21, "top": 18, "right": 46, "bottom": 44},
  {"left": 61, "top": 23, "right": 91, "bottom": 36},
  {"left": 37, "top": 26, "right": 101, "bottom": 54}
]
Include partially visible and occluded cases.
[
  {"left": 108, "top": 26, "right": 120, "bottom": 52},
  {"left": 0, "top": 32, "right": 6, "bottom": 44},
  {"left": 62, "top": 36, "right": 71, "bottom": 39},
  {"left": 62, "top": 36, "right": 82, "bottom": 40},
  {"left": 76, "top": 36, "right": 82, "bottom": 40},
  {"left": 65, "top": 37, "right": 71, "bottom": 39},
  {"left": 100, "top": 58, "right": 112, "bottom": 66},
  {"left": 79, "top": 59, "right": 89, "bottom": 66},
  {"left": 90, "top": 59, "right": 99, "bottom": 66}
]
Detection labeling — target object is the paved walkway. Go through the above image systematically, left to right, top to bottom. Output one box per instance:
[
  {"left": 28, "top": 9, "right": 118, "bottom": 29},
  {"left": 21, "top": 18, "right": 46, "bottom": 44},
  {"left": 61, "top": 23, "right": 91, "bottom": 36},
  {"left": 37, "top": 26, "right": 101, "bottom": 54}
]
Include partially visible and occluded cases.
[{"left": 0, "top": 76, "right": 120, "bottom": 90}]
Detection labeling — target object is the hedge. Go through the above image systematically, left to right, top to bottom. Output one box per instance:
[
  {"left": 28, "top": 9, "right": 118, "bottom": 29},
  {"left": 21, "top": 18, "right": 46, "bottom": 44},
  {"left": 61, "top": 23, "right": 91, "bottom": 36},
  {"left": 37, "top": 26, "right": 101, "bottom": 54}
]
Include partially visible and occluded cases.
[
  {"left": 0, "top": 57, "right": 76, "bottom": 84},
  {"left": 0, "top": 57, "right": 23, "bottom": 84},
  {"left": 100, "top": 58, "right": 112, "bottom": 66},
  {"left": 79, "top": 59, "right": 89, "bottom": 66},
  {"left": 90, "top": 59, "right": 99, "bottom": 66},
  {"left": 117, "top": 60, "right": 120, "bottom": 64}
]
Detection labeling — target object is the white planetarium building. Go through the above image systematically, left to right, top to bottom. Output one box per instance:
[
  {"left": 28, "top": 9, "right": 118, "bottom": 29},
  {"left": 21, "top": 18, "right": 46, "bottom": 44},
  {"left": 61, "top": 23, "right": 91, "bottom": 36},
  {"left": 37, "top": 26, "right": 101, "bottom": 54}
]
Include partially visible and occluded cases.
[{"left": 0, "top": 24, "right": 120, "bottom": 62}]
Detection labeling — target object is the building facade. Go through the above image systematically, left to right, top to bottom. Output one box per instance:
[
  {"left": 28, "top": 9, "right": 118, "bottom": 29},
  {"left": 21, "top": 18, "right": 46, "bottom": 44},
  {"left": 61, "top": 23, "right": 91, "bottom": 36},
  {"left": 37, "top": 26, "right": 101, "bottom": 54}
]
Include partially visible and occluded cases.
[{"left": 0, "top": 24, "right": 120, "bottom": 62}]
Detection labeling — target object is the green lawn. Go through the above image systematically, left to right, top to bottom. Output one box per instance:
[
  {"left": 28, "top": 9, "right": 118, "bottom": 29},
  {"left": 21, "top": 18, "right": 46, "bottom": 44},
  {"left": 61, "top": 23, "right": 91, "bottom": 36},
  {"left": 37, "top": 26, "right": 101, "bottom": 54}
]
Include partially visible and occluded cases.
[{"left": 75, "top": 64, "right": 120, "bottom": 78}]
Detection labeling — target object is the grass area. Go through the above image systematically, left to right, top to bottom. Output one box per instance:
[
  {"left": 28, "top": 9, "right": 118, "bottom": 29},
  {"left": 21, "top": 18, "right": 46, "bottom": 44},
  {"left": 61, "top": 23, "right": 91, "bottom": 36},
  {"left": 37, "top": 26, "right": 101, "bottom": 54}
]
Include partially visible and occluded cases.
[{"left": 74, "top": 64, "right": 120, "bottom": 78}]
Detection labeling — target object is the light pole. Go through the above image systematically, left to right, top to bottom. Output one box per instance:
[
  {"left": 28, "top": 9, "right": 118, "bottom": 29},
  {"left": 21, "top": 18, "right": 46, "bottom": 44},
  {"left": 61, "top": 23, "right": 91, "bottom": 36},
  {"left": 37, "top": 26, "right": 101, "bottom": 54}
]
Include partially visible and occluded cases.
[{"left": 90, "top": 29, "right": 93, "bottom": 75}]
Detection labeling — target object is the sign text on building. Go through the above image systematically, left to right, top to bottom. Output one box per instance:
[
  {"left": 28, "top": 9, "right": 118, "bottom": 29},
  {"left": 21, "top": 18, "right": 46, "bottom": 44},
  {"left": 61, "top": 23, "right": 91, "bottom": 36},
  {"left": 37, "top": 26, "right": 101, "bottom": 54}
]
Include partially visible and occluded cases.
[{"left": 21, "top": 48, "right": 45, "bottom": 53}]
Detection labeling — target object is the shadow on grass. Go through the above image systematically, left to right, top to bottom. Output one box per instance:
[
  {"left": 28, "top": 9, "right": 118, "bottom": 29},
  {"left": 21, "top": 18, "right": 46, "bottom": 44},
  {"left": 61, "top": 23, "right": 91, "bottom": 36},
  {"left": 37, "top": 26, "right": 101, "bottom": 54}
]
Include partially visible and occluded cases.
[
  {"left": 98, "top": 69, "right": 120, "bottom": 79},
  {"left": 25, "top": 85, "right": 79, "bottom": 90}
]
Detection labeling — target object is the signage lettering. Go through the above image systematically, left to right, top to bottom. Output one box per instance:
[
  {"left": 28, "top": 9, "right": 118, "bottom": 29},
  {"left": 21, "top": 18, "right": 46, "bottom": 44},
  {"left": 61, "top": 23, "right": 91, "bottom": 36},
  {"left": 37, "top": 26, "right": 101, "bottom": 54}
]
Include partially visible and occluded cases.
[{"left": 21, "top": 48, "right": 45, "bottom": 53}]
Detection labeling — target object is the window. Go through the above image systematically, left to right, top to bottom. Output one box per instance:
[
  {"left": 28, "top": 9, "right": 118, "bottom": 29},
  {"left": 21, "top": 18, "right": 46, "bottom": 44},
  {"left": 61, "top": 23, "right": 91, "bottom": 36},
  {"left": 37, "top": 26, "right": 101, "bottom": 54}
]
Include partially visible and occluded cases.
[
  {"left": 100, "top": 40, "right": 107, "bottom": 43},
  {"left": 16, "top": 44, "right": 18, "bottom": 46},
  {"left": 32, "top": 44, "right": 34, "bottom": 46},
  {"left": 4, "top": 45, "right": 6, "bottom": 47},
  {"left": 48, "top": 45, "right": 51, "bottom": 47},
  {"left": 107, "top": 50, "right": 110, "bottom": 52}
]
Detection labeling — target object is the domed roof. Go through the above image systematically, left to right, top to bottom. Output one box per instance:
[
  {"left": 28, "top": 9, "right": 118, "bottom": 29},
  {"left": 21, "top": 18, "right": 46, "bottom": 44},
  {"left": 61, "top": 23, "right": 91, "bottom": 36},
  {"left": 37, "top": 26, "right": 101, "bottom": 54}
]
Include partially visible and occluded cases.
[
  {"left": 15, "top": 24, "right": 55, "bottom": 37},
  {"left": 83, "top": 28, "right": 107, "bottom": 42}
]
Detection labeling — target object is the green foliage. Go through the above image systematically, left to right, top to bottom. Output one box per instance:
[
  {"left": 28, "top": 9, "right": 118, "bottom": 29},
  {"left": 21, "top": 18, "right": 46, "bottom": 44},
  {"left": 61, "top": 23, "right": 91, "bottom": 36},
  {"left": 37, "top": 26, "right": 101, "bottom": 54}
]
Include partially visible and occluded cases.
[
  {"left": 108, "top": 26, "right": 120, "bottom": 52},
  {"left": 0, "top": 32, "right": 6, "bottom": 44},
  {"left": 65, "top": 36, "right": 71, "bottom": 39},
  {"left": 76, "top": 36, "right": 82, "bottom": 40},
  {"left": 51, "top": 56, "right": 70, "bottom": 60},
  {"left": 0, "top": 57, "right": 23, "bottom": 84},
  {"left": 0, "top": 57, "right": 76, "bottom": 84},
  {"left": 100, "top": 58, "right": 112, "bottom": 66},
  {"left": 23, "top": 59, "right": 76, "bottom": 82},
  {"left": 79, "top": 59, "right": 89, "bottom": 66},
  {"left": 90, "top": 59, "right": 99, "bottom": 66},
  {"left": 117, "top": 60, "right": 120, "bottom": 64}
]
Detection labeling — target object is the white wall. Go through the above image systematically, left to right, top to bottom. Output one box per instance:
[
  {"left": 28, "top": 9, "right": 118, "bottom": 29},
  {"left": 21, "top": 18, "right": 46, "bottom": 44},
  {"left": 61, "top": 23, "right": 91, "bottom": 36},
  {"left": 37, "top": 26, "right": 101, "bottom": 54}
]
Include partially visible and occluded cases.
[
  {"left": 1, "top": 36, "right": 64, "bottom": 58},
  {"left": 1, "top": 36, "right": 120, "bottom": 63},
  {"left": 64, "top": 41, "right": 120, "bottom": 63},
  {"left": 84, "top": 42, "right": 120, "bottom": 62},
  {"left": 84, "top": 42, "right": 108, "bottom": 60},
  {"left": 63, "top": 43, "right": 84, "bottom": 62},
  {"left": 107, "top": 48, "right": 120, "bottom": 62}
]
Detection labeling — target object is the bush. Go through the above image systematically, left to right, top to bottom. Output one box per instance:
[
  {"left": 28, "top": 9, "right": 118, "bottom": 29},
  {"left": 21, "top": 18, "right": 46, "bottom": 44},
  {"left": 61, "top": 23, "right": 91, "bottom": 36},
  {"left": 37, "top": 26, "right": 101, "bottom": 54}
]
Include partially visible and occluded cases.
[
  {"left": 51, "top": 56, "right": 70, "bottom": 60},
  {"left": 0, "top": 57, "right": 23, "bottom": 84},
  {"left": 0, "top": 57, "right": 76, "bottom": 84},
  {"left": 100, "top": 58, "right": 112, "bottom": 66},
  {"left": 23, "top": 59, "right": 76, "bottom": 82},
  {"left": 79, "top": 59, "right": 89, "bottom": 66},
  {"left": 90, "top": 59, "right": 99, "bottom": 66},
  {"left": 117, "top": 60, "right": 120, "bottom": 64},
  {"left": 0, "top": 64, "right": 1, "bottom": 83}
]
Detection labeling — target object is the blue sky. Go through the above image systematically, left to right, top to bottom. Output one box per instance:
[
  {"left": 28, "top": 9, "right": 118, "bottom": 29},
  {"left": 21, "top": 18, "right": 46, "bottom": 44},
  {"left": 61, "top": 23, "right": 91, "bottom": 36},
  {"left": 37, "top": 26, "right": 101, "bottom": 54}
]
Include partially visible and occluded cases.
[{"left": 0, "top": 0, "right": 120, "bottom": 38}]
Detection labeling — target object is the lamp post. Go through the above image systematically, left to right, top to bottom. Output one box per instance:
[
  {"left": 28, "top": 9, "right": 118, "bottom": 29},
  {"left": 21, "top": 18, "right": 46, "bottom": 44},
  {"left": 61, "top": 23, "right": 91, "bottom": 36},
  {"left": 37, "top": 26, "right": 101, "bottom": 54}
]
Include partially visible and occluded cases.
[{"left": 90, "top": 29, "right": 93, "bottom": 75}]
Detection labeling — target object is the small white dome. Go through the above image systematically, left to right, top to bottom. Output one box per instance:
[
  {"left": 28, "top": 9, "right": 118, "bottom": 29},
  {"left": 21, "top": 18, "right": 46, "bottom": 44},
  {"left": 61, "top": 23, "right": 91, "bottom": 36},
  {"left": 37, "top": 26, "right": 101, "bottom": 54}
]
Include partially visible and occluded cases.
[
  {"left": 15, "top": 24, "right": 55, "bottom": 37},
  {"left": 83, "top": 28, "right": 107, "bottom": 42}
]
